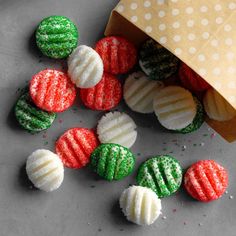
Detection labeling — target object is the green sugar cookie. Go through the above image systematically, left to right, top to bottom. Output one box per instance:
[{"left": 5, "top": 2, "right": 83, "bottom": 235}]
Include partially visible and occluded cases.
[
  {"left": 36, "top": 15, "right": 78, "bottom": 59},
  {"left": 139, "top": 39, "right": 179, "bottom": 80},
  {"left": 15, "top": 92, "right": 56, "bottom": 132},
  {"left": 177, "top": 98, "right": 204, "bottom": 134},
  {"left": 90, "top": 143, "right": 136, "bottom": 181},
  {"left": 136, "top": 155, "right": 182, "bottom": 198}
]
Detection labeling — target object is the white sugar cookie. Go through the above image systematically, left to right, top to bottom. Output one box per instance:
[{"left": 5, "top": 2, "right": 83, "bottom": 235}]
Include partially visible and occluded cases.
[
  {"left": 68, "top": 45, "right": 103, "bottom": 88},
  {"left": 124, "top": 72, "right": 164, "bottom": 113},
  {"left": 153, "top": 86, "right": 197, "bottom": 130},
  {"left": 203, "top": 88, "right": 236, "bottom": 121},
  {"left": 97, "top": 111, "right": 137, "bottom": 148},
  {"left": 26, "top": 149, "right": 64, "bottom": 192},
  {"left": 119, "top": 186, "right": 162, "bottom": 226}
]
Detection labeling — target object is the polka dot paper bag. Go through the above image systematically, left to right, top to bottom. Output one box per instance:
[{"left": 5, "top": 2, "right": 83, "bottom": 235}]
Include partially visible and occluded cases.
[{"left": 105, "top": 0, "right": 236, "bottom": 142}]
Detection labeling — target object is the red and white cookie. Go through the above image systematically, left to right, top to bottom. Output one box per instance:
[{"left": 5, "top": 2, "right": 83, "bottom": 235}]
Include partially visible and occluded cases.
[
  {"left": 95, "top": 36, "right": 137, "bottom": 75},
  {"left": 179, "top": 63, "right": 211, "bottom": 92},
  {"left": 30, "top": 69, "right": 76, "bottom": 112},
  {"left": 80, "top": 73, "right": 122, "bottom": 111},
  {"left": 55, "top": 128, "right": 99, "bottom": 169},
  {"left": 184, "top": 160, "right": 228, "bottom": 202}
]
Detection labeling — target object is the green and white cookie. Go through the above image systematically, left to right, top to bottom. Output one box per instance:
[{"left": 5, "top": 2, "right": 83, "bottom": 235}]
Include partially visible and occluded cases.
[
  {"left": 36, "top": 15, "right": 78, "bottom": 59},
  {"left": 139, "top": 39, "right": 179, "bottom": 80},
  {"left": 15, "top": 92, "right": 56, "bottom": 132},
  {"left": 177, "top": 98, "right": 204, "bottom": 134},
  {"left": 90, "top": 143, "right": 136, "bottom": 181},
  {"left": 136, "top": 155, "right": 183, "bottom": 198}
]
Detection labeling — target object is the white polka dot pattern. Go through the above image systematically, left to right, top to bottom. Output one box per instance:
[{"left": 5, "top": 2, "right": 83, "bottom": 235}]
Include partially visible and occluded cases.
[
  {"left": 114, "top": 0, "right": 236, "bottom": 108},
  {"left": 26, "top": 149, "right": 64, "bottom": 192},
  {"left": 119, "top": 186, "right": 162, "bottom": 225}
]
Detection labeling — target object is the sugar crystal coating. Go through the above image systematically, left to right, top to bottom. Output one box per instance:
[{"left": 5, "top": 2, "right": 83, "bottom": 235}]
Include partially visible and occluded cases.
[{"left": 120, "top": 186, "right": 162, "bottom": 225}]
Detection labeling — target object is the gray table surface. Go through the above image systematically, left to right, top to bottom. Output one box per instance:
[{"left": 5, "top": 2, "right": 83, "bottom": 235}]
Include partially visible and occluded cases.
[{"left": 0, "top": 0, "right": 236, "bottom": 235}]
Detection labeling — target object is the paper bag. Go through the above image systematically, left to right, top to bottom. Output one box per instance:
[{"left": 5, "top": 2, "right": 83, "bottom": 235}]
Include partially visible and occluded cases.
[{"left": 105, "top": 0, "right": 236, "bottom": 142}]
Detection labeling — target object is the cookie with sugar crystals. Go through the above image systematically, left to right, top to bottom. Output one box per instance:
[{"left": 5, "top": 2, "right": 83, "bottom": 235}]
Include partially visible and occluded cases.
[
  {"left": 36, "top": 15, "right": 78, "bottom": 59},
  {"left": 95, "top": 36, "right": 137, "bottom": 75},
  {"left": 139, "top": 39, "right": 179, "bottom": 80},
  {"left": 68, "top": 45, "right": 103, "bottom": 88},
  {"left": 179, "top": 62, "right": 211, "bottom": 92},
  {"left": 30, "top": 69, "right": 76, "bottom": 112},
  {"left": 124, "top": 71, "right": 164, "bottom": 113},
  {"left": 80, "top": 73, "right": 122, "bottom": 111},
  {"left": 153, "top": 86, "right": 197, "bottom": 130},
  {"left": 203, "top": 88, "right": 236, "bottom": 121},
  {"left": 15, "top": 92, "right": 56, "bottom": 132},
  {"left": 177, "top": 98, "right": 204, "bottom": 134},
  {"left": 97, "top": 111, "right": 137, "bottom": 148},
  {"left": 55, "top": 128, "right": 99, "bottom": 169},
  {"left": 90, "top": 143, "right": 136, "bottom": 181},
  {"left": 26, "top": 149, "right": 64, "bottom": 192},
  {"left": 136, "top": 155, "right": 183, "bottom": 198},
  {"left": 184, "top": 160, "right": 228, "bottom": 202},
  {"left": 120, "top": 186, "right": 162, "bottom": 226}
]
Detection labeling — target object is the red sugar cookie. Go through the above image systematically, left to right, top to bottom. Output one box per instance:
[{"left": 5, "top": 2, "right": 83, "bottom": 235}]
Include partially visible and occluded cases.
[
  {"left": 95, "top": 36, "right": 137, "bottom": 75},
  {"left": 179, "top": 63, "right": 211, "bottom": 92},
  {"left": 30, "top": 69, "right": 76, "bottom": 112},
  {"left": 80, "top": 73, "right": 122, "bottom": 111},
  {"left": 55, "top": 128, "right": 99, "bottom": 169},
  {"left": 184, "top": 160, "right": 228, "bottom": 202}
]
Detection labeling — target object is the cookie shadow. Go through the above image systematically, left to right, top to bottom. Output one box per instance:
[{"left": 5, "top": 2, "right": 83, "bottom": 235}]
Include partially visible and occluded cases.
[{"left": 18, "top": 163, "right": 38, "bottom": 191}]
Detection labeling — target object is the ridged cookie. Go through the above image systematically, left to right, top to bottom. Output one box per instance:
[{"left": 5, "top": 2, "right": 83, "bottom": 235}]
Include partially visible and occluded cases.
[
  {"left": 36, "top": 15, "right": 78, "bottom": 59},
  {"left": 95, "top": 36, "right": 137, "bottom": 75},
  {"left": 139, "top": 39, "right": 179, "bottom": 80},
  {"left": 68, "top": 45, "right": 103, "bottom": 88},
  {"left": 179, "top": 62, "right": 210, "bottom": 92},
  {"left": 30, "top": 69, "right": 76, "bottom": 112},
  {"left": 124, "top": 71, "right": 164, "bottom": 113},
  {"left": 80, "top": 73, "right": 122, "bottom": 111},
  {"left": 153, "top": 86, "right": 197, "bottom": 130},
  {"left": 203, "top": 88, "right": 236, "bottom": 121},
  {"left": 15, "top": 92, "right": 56, "bottom": 132},
  {"left": 177, "top": 98, "right": 204, "bottom": 134},
  {"left": 97, "top": 112, "right": 137, "bottom": 148},
  {"left": 55, "top": 128, "right": 99, "bottom": 169},
  {"left": 90, "top": 143, "right": 136, "bottom": 181},
  {"left": 26, "top": 149, "right": 64, "bottom": 192},
  {"left": 136, "top": 155, "right": 183, "bottom": 198},
  {"left": 184, "top": 160, "right": 228, "bottom": 202},
  {"left": 120, "top": 186, "right": 162, "bottom": 225}
]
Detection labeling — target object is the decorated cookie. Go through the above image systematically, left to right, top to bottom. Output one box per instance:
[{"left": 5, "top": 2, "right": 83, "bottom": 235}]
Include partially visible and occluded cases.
[
  {"left": 36, "top": 15, "right": 78, "bottom": 59},
  {"left": 95, "top": 36, "right": 137, "bottom": 75},
  {"left": 139, "top": 39, "right": 179, "bottom": 80},
  {"left": 68, "top": 45, "right": 103, "bottom": 88},
  {"left": 179, "top": 63, "right": 211, "bottom": 92},
  {"left": 30, "top": 69, "right": 76, "bottom": 112},
  {"left": 124, "top": 71, "right": 164, "bottom": 113},
  {"left": 80, "top": 73, "right": 122, "bottom": 110},
  {"left": 153, "top": 86, "right": 197, "bottom": 130},
  {"left": 203, "top": 88, "right": 236, "bottom": 121},
  {"left": 15, "top": 92, "right": 56, "bottom": 132},
  {"left": 177, "top": 98, "right": 204, "bottom": 134},
  {"left": 97, "top": 112, "right": 137, "bottom": 148},
  {"left": 55, "top": 128, "right": 99, "bottom": 169},
  {"left": 90, "top": 143, "right": 136, "bottom": 181},
  {"left": 26, "top": 149, "right": 64, "bottom": 192},
  {"left": 136, "top": 155, "right": 183, "bottom": 198},
  {"left": 184, "top": 160, "right": 228, "bottom": 202},
  {"left": 119, "top": 186, "right": 162, "bottom": 226}
]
